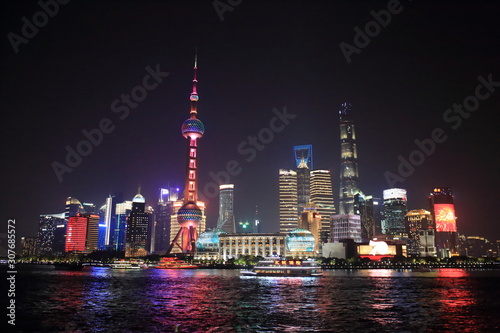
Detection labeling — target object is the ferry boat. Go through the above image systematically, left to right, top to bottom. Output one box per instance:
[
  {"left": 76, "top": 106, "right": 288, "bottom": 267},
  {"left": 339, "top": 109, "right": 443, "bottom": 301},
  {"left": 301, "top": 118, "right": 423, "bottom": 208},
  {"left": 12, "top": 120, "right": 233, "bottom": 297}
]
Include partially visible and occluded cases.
[
  {"left": 154, "top": 257, "right": 198, "bottom": 269},
  {"left": 241, "top": 258, "right": 323, "bottom": 277},
  {"left": 109, "top": 259, "right": 147, "bottom": 269}
]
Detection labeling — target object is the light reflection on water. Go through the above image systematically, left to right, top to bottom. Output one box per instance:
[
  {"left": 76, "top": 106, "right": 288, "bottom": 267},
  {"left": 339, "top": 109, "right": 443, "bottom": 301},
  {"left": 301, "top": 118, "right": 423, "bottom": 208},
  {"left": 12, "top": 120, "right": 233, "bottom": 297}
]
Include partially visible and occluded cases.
[{"left": 11, "top": 267, "right": 500, "bottom": 332}]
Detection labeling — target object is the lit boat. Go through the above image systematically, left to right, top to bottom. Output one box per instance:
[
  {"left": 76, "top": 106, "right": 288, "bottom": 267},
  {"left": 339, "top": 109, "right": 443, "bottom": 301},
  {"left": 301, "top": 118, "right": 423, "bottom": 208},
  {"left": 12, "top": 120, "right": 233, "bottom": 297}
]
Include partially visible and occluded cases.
[
  {"left": 154, "top": 257, "right": 198, "bottom": 269},
  {"left": 241, "top": 258, "right": 323, "bottom": 277},
  {"left": 109, "top": 259, "right": 146, "bottom": 269}
]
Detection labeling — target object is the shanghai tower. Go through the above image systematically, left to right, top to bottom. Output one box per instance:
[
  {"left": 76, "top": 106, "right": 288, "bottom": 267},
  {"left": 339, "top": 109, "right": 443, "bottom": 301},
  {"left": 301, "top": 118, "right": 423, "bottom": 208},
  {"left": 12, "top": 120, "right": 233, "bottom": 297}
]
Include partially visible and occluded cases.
[
  {"left": 167, "top": 54, "right": 205, "bottom": 255},
  {"left": 338, "top": 102, "right": 361, "bottom": 214}
]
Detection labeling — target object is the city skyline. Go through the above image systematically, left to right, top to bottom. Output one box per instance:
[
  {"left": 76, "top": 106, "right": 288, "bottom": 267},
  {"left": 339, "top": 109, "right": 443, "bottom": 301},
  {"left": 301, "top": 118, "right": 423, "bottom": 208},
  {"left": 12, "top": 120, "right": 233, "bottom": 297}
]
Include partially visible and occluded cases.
[{"left": 1, "top": 1, "right": 499, "bottom": 244}]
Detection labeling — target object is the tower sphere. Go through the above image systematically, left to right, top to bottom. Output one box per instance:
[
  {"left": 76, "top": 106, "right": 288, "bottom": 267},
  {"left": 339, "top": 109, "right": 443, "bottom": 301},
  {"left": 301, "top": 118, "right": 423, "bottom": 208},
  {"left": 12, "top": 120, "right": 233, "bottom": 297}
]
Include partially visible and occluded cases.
[
  {"left": 181, "top": 118, "right": 205, "bottom": 138},
  {"left": 177, "top": 202, "right": 203, "bottom": 227}
]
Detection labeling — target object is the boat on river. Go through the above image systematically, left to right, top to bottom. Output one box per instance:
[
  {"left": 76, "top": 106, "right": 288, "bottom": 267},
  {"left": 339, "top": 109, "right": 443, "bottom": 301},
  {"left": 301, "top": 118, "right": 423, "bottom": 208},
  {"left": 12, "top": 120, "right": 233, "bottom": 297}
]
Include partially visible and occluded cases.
[
  {"left": 154, "top": 257, "right": 198, "bottom": 269},
  {"left": 241, "top": 258, "right": 323, "bottom": 277},
  {"left": 109, "top": 259, "right": 147, "bottom": 269}
]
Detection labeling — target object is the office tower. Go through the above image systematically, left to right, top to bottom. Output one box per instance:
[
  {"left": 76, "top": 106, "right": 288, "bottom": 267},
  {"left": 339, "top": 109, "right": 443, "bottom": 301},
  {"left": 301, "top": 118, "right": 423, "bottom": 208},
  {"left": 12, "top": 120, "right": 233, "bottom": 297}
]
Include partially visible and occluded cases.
[
  {"left": 167, "top": 54, "right": 206, "bottom": 255},
  {"left": 338, "top": 103, "right": 361, "bottom": 215},
  {"left": 294, "top": 145, "right": 313, "bottom": 214},
  {"left": 279, "top": 169, "right": 298, "bottom": 232},
  {"left": 310, "top": 169, "right": 336, "bottom": 243},
  {"left": 217, "top": 184, "right": 236, "bottom": 233},
  {"left": 153, "top": 187, "right": 179, "bottom": 253},
  {"left": 429, "top": 187, "right": 458, "bottom": 256},
  {"left": 382, "top": 188, "right": 408, "bottom": 235},
  {"left": 125, "top": 189, "right": 150, "bottom": 257},
  {"left": 100, "top": 192, "right": 124, "bottom": 250},
  {"left": 354, "top": 193, "right": 376, "bottom": 241},
  {"left": 65, "top": 197, "right": 85, "bottom": 220},
  {"left": 371, "top": 197, "right": 383, "bottom": 235},
  {"left": 114, "top": 200, "right": 132, "bottom": 251},
  {"left": 82, "top": 202, "right": 96, "bottom": 214},
  {"left": 299, "top": 203, "right": 322, "bottom": 253},
  {"left": 405, "top": 209, "right": 435, "bottom": 257},
  {"left": 37, "top": 213, "right": 65, "bottom": 255},
  {"left": 65, "top": 214, "right": 88, "bottom": 252},
  {"left": 85, "top": 214, "right": 99, "bottom": 253},
  {"left": 331, "top": 214, "right": 362, "bottom": 243},
  {"left": 21, "top": 237, "right": 37, "bottom": 256}
]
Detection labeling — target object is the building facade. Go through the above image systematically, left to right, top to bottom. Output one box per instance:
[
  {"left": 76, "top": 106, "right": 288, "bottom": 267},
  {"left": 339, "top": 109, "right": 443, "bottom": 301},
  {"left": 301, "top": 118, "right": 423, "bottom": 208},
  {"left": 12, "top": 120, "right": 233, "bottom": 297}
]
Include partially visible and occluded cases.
[
  {"left": 338, "top": 102, "right": 361, "bottom": 215},
  {"left": 293, "top": 144, "right": 313, "bottom": 214},
  {"left": 279, "top": 169, "right": 298, "bottom": 232},
  {"left": 310, "top": 169, "right": 336, "bottom": 243},
  {"left": 217, "top": 184, "right": 236, "bottom": 233},
  {"left": 429, "top": 187, "right": 458, "bottom": 256},
  {"left": 382, "top": 188, "right": 408, "bottom": 235},
  {"left": 125, "top": 191, "right": 151, "bottom": 257},
  {"left": 405, "top": 209, "right": 436, "bottom": 257},
  {"left": 331, "top": 214, "right": 362, "bottom": 243},
  {"left": 220, "top": 233, "right": 286, "bottom": 260}
]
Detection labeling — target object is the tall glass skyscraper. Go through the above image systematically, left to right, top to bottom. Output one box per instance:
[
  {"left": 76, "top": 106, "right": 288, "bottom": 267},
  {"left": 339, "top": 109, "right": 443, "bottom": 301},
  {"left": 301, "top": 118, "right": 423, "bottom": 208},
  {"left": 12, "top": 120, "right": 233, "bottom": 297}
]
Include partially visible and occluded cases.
[
  {"left": 338, "top": 103, "right": 361, "bottom": 215},
  {"left": 293, "top": 145, "right": 312, "bottom": 214},
  {"left": 279, "top": 169, "right": 298, "bottom": 233},
  {"left": 310, "top": 170, "right": 336, "bottom": 243},
  {"left": 217, "top": 184, "right": 236, "bottom": 233},
  {"left": 429, "top": 187, "right": 458, "bottom": 256},
  {"left": 382, "top": 188, "right": 408, "bottom": 235},
  {"left": 125, "top": 189, "right": 150, "bottom": 257},
  {"left": 405, "top": 209, "right": 435, "bottom": 257}
]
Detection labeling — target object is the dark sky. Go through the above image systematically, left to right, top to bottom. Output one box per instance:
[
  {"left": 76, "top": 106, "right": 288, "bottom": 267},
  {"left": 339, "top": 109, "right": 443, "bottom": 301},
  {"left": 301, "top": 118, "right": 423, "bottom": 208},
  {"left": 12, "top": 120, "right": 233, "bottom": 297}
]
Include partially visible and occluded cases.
[{"left": 2, "top": 0, "right": 499, "bottom": 242}]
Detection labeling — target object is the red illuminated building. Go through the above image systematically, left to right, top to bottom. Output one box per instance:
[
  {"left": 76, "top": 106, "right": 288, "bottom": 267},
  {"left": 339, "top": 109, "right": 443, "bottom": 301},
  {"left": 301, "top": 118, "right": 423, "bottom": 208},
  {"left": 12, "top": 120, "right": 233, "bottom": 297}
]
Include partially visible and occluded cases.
[
  {"left": 167, "top": 54, "right": 205, "bottom": 255},
  {"left": 429, "top": 188, "right": 458, "bottom": 257},
  {"left": 65, "top": 214, "right": 88, "bottom": 252}
]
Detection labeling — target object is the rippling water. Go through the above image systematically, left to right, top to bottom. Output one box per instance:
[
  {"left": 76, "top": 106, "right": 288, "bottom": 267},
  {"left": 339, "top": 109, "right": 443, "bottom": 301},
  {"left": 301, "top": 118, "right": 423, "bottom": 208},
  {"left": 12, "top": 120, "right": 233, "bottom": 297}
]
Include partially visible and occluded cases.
[{"left": 8, "top": 266, "right": 500, "bottom": 332}]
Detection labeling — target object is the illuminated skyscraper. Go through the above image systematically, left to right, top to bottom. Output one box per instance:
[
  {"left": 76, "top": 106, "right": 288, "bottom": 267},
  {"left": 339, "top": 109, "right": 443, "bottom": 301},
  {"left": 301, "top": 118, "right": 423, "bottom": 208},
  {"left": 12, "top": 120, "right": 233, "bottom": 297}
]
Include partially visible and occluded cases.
[
  {"left": 167, "top": 54, "right": 206, "bottom": 255},
  {"left": 338, "top": 103, "right": 361, "bottom": 215},
  {"left": 293, "top": 145, "right": 312, "bottom": 214},
  {"left": 279, "top": 169, "right": 298, "bottom": 232},
  {"left": 310, "top": 169, "right": 336, "bottom": 242},
  {"left": 217, "top": 184, "right": 236, "bottom": 233},
  {"left": 153, "top": 187, "right": 179, "bottom": 253},
  {"left": 429, "top": 187, "right": 458, "bottom": 256},
  {"left": 125, "top": 188, "right": 151, "bottom": 257},
  {"left": 382, "top": 188, "right": 408, "bottom": 235},
  {"left": 354, "top": 193, "right": 377, "bottom": 241},
  {"left": 114, "top": 200, "right": 132, "bottom": 251},
  {"left": 299, "top": 203, "right": 322, "bottom": 253},
  {"left": 405, "top": 209, "right": 435, "bottom": 257},
  {"left": 37, "top": 213, "right": 65, "bottom": 255},
  {"left": 65, "top": 214, "right": 88, "bottom": 252}
]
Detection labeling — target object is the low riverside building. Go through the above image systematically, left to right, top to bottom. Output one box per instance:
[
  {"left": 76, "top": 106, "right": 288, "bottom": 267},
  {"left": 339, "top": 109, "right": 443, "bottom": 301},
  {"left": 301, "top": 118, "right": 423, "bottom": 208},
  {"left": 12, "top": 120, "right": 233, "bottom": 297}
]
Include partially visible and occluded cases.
[{"left": 219, "top": 233, "right": 286, "bottom": 260}]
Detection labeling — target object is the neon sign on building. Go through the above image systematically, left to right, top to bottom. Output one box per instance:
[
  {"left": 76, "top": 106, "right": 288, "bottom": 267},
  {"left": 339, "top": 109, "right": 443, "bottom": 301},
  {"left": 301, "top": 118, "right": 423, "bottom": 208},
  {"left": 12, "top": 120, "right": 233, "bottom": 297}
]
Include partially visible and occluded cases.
[{"left": 434, "top": 203, "right": 457, "bottom": 232}]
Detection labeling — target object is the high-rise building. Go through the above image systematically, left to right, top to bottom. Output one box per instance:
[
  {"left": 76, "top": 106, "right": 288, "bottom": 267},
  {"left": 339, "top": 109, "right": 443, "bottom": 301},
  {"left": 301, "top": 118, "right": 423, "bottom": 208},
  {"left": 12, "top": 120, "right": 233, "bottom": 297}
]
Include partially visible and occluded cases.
[
  {"left": 167, "top": 54, "right": 206, "bottom": 255},
  {"left": 338, "top": 103, "right": 361, "bottom": 215},
  {"left": 294, "top": 145, "right": 312, "bottom": 214},
  {"left": 279, "top": 169, "right": 298, "bottom": 233},
  {"left": 310, "top": 169, "right": 336, "bottom": 242},
  {"left": 217, "top": 184, "right": 236, "bottom": 233},
  {"left": 153, "top": 187, "right": 179, "bottom": 253},
  {"left": 429, "top": 187, "right": 458, "bottom": 256},
  {"left": 382, "top": 188, "right": 408, "bottom": 235},
  {"left": 125, "top": 189, "right": 151, "bottom": 257},
  {"left": 354, "top": 193, "right": 377, "bottom": 241},
  {"left": 114, "top": 200, "right": 132, "bottom": 251},
  {"left": 299, "top": 203, "right": 322, "bottom": 253},
  {"left": 405, "top": 209, "right": 435, "bottom": 257},
  {"left": 37, "top": 213, "right": 65, "bottom": 255},
  {"left": 65, "top": 214, "right": 88, "bottom": 252},
  {"left": 85, "top": 214, "right": 100, "bottom": 253},
  {"left": 331, "top": 214, "right": 362, "bottom": 243},
  {"left": 21, "top": 237, "right": 37, "bottom": 256}
]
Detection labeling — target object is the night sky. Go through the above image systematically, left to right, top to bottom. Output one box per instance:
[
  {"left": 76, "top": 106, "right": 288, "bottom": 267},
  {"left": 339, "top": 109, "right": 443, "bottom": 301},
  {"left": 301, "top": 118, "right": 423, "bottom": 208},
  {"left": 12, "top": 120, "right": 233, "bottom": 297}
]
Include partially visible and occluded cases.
[{"left": 2, "top": 0, "right": 499, "bottom": 244}]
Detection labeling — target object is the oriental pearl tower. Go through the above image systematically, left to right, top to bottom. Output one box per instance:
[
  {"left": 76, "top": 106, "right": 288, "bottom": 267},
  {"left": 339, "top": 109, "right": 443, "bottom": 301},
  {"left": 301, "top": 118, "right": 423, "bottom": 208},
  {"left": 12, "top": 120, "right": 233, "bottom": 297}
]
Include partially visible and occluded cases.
[{"left": 167, "top": 54, "right": 204, "bottom": 255}]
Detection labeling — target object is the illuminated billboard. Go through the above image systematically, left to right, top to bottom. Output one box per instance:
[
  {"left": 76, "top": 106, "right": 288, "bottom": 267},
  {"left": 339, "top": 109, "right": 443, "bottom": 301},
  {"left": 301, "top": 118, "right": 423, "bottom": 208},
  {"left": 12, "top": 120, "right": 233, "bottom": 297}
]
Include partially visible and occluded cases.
[{"left": 434, "top": 204, "right": 457, "bottom": 232}]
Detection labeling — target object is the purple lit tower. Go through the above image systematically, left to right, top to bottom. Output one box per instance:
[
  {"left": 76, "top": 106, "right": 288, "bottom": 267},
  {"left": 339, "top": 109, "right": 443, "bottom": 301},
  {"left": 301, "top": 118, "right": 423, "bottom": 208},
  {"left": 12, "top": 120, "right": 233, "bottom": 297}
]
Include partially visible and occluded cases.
[{"left": 167, "top": 54, "right": 205, "bottom": 255}]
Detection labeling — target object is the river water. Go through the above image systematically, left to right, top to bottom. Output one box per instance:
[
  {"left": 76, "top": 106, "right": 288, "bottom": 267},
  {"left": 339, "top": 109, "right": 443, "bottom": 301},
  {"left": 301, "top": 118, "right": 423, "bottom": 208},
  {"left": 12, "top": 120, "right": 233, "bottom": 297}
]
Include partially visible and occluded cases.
[{"left": 7, "top": 266, "right": 500, "bottom": 332}]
